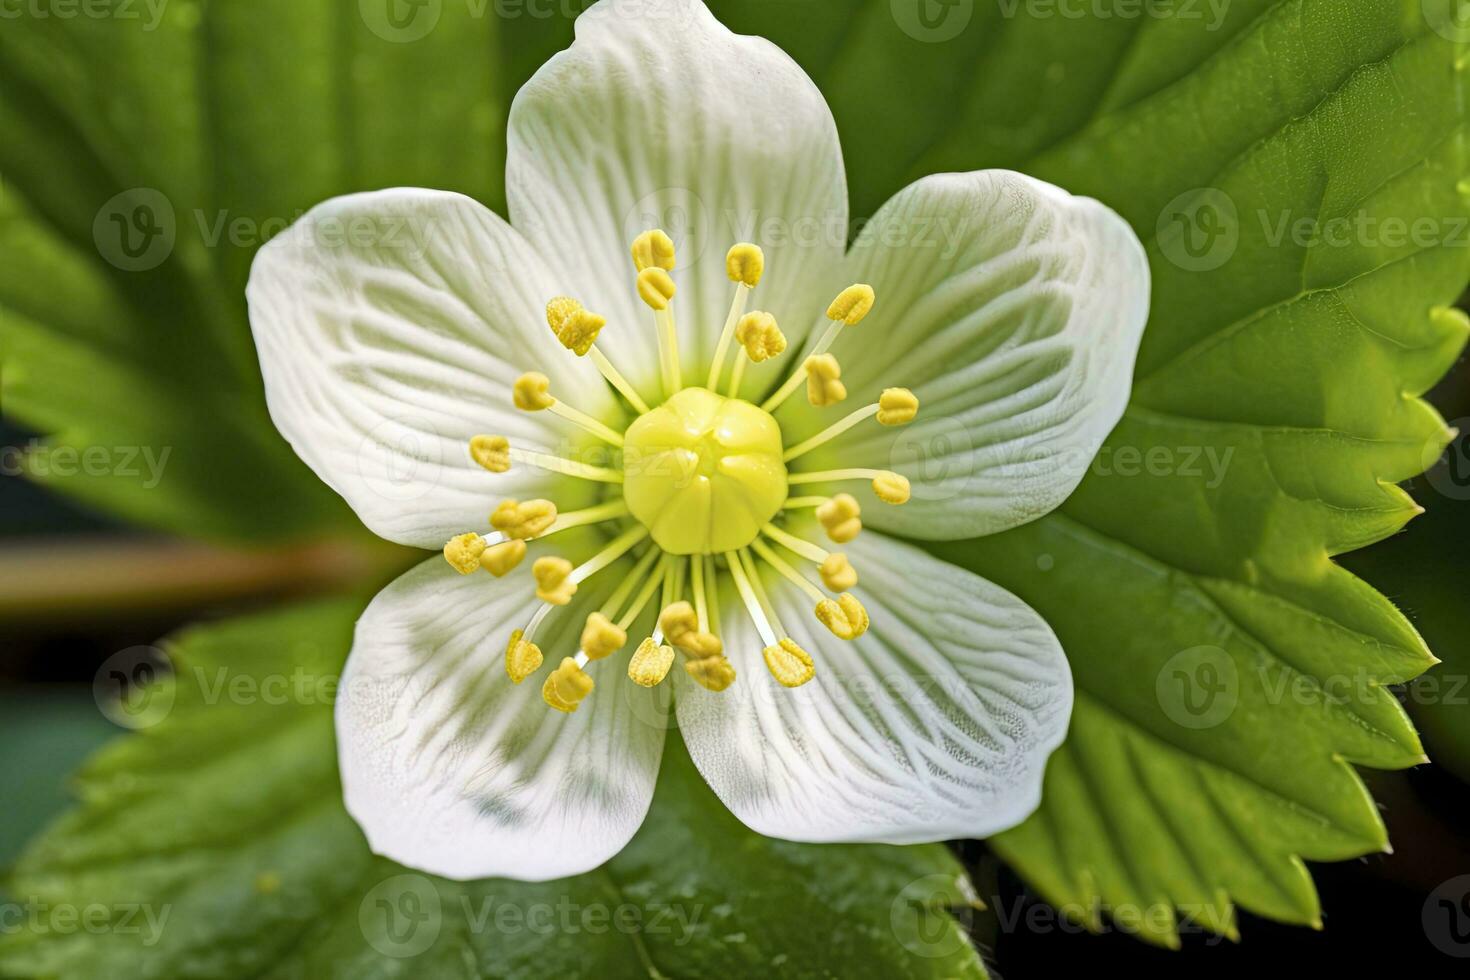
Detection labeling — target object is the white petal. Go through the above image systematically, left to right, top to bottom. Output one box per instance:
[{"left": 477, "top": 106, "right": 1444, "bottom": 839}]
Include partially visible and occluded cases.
[
  {"left": 506, "top": 0, "right": 847, "bottom": 395},
  {"left": 781, "top": 171, "right": 1150, "bottom": 539},
  {"left": 247, "top": 188, "right": 617, "bottom": 549},
  {"left": 678, "top": 529, "right": 1072, "bottom": 843},
  {"left": 337, "top": 554, "right": 667, "bottom": 881}
]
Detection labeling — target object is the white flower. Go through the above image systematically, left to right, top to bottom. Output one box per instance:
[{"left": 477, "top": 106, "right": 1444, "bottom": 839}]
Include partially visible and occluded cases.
[{"left": 246, "top": 0, "right": 1149, "bottom": 882}]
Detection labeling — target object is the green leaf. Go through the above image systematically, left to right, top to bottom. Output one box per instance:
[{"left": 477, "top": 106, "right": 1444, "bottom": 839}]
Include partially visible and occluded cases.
[
  {"left": 800, "top": 0, "right": 1468, "bottom": 947},
  {"left": 0, "top": 600, "right": 988, "bottom": 979}
]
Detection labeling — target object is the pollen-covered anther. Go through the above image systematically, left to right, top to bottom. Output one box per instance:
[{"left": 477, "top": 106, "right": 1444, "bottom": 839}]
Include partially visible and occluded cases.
[
  {"left": 631, "top": 229, "right": 676, "bottom": 272},
  {"left": 726, "top": 243, "right": 764, "bottom": 287},
  {"left": 637, "top": 267, "right": 677, "bottom": 311},
  {"left": 826, "top": 284, "right": 875, "bottom": 325},
  {"left": 546, "top": 296, "right": 606, "bottom": 356},
  {"left": 735, "top": 311, "right": 786, "bottom": 362},
  {"left": 805, "top": 354, "right": 847, "bottom": 407},
  {"left": 513, "top": 372, "right": 554, "bottom": 411},
  {"left": 876, "top": 388, "right": 919, "bottom": 426},
  {"left": 469, "top": 434, "right": 511, "bottom": 472},
  {"left": 873, "top": 472, "right": 911, "bottom": 505},
  {"left": 816, "top": 493, "right": 862, "bottom": 543},
  {"left": 490, "top": 498, "right": 558, "bottom": 539},
  {"left": 443, "top": 533, "right": 486, "bottom": 574},
  {"left": 481, "top": 539, "right": 527, "bottom": 577},
  {"left": 820, "top": 552, "right": 858, "bottom": 591},
  {"left": 533, "top": 556, "right": 577, "bottom": 605},
  {"left": 815, "top": 593, "right": 869, "bottom": 641},
  {"left": 657, "top": 601, "right": 698, "bottom": 647},
  {"left": 580, "top": 612, "right": 627, "bottom": 661},
  {"left": 505, "top": 629, "right": 544, "bottom": 683},
  {"left": 680, "top": 631, "right": 723, "bottom": 658},
  {"left": 628, "top": 637, "right": 675, "bottom": 687},
  {"left": 763, "top": 638, "right": 815, "bottom": 687},
  {"left": 685, "top": 654, "right": 737, "bottom": 692},
  {"left": 542, "top": 657, "right": 594, "bottom": 713}
]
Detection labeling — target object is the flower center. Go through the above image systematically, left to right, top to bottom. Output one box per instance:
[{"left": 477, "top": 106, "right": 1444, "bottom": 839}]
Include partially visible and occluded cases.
[{"left": 622, "top": 387, "right": 787, "bottom": 555}]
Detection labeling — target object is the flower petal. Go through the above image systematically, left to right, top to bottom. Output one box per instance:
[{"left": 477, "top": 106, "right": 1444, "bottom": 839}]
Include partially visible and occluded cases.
[
  {"left": 506, "top": 0, "right": 847, "bottom": 395},
  {"left": 782, "top": 171, "right": 1150, "bottom": 540},
  {"left": 247, "top": 188, "right": 616, "bottom": 549},
  {"left": 678, "top": 529, "right": 1072, "bottom": 843},
  {"left": 337, "top": 553, "right": 667, "bottom": 881}
]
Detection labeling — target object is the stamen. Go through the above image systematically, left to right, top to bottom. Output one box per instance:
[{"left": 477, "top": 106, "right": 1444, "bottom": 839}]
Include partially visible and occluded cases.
[
  {"left": 631, "top": 229, "right": 676, "bottom": 272},
  {"left": 707, "top": 244, "right": 763, "bottom": 389},
  {"left": 636, "top": 265, "right": 681, "bottom": 395},
  {"left": 760, "top": 284, "right": 874, "bottom": 412},
  {"left": 546, "top": 297, "right": 606, "bottom": 356},
  {"left": 728, "top": 311, "right": 786, "bottom": 398},
  {"left": 588, "top": 347, "right": 651, "bottom": 414},
  {"left": 804, "top": 354, "right": 846, "bottom": 407},
  {"left": 513, "top": 373, "right": 624, "bottom": 446},
  {"left": 782, "top": 388, "right": 919, "bottom": 462},
  {"left": 469, "top": 435, "right": 511, "bottom": 473},
  {"left": 505, "top": 447, "right": 624, "bottom": 484},
  {"left": 788, "top": 469, "right": 911, "bottom": 504},
  {"left": 816, "top": 493, "right": 862, "bottom": 543},
  {"left": 781, "top": 496, "right": 827, "bottom": 509},
  {"left": 491, "top": 499, "right": 559, "bottom": 539},
  {"left": 543, "top": 499, "right": 631, "bottom": 537},
  {"left": 761, "top": 522, "right": 829, "bottom": 564},
  {"left": 569, "top": 525, "right": 650, "bottom": 587},
  {"left": 443, "top": 532, "right": 488, "bottom": 574},
  {"left": 749, "top": 537, "right": 825, "bottom": 604},
  {"left": 482, "top": 539, "right": 527, "bottom": 577},
  {"left": 598, "top": 544, "right": 662, "bottom": 619},
  {"left": 724, "top": 549, "right": 777, "bottom": 647},
  {"left": 617, "top": 553, "right": 671, "bottom": 632},
  {"left": 820, "top": 553, "right": 858, "bottom": 591},
  {"left": 691, "top": 554, "right": 710, "bottom": 630},
  {"left": 704, "top": 555, "right": 722, "bottom": 637},
  {"left": 532, "top": 556, "right": 576, "bottom": 605},
  {"left": 815, "top": 592, "right": 869, "bottom": 640},
  {"left": 658, "top": 601, "right": 698, "bottom": 647},
  {"left": 580, "top": 612, "right": 627, "bottom": 660},
  {"left": 505, "top": 629, "right": 543, "bottom": 683},
  {"left": 628, "top": 637, "right": 676, "bottom": 687},
  {"left": 763, "top": 638, "right": 815, "bottom": 688},
  {"left": 685, "top": 653, "right": 737, "bottom": 692},
  {"left": 542, "top": 657, "right": 595, "bottom": 713}
]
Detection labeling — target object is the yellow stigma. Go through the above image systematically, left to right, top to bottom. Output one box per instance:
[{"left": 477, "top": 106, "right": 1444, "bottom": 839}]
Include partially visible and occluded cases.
[
  {"left": 631, "top": 229, "right": 676, "bottom": 272},
  {"left": 726, "top": 243, "right": 764, "bottom": 287},
  {"left": 637, "top": 267, "right": 676, "bottom": 311},
  {"left": 827, "top": 284, "right": 875, "bottom": 325},
  {"left": 546, "top": 296, "right": 605, "bottom": 356},
  {"left": 734, "top": 312, "right": 786, "bottom": 362},
  {"left": 805, "top": 354, "right": 847, "bottom": 407},
  {"left": 513, "top": 372, "right": 554, "bottom": 411},
  {"left": 622, "top": 388, "right": 788, "bottom": 554},
  {"left": 876, "top": 388, "right": 919, "bottom": 426},
  {"left": 470, "top": 434, "right": 511, "bottom": 473},
  {"left": 873, "top": 472, "right": 911, "bottom": 505},
  {"left": 816, "top": 493, "right": 862, "bottom": 543},
  {"left": 491, "top": 499, "right": 558, "bottom": 539},
  {"left": 443, "top": 533, "right": 486, "bottom": 574},
  {"left": 481, "top": 539, "right": 527, "bottom": 577},
  {"left": 820, "top": 553, "right": 858, "bottom": 591},
  {"left": 533, "top": 556, "right": 576, "bottom": 605},
  {"left": 815, "top": 593, "right": 869, "bottom": 641},
  {"left": 580, "top": 612, "right": 627, "bottom": 660},
  {"left": 505, "top": 629, "right": 543, "bottom": 683},
  {"left": 628, "top": 637, "right": 676, "bottom": 687},
  {"left": 763, "top": 638, "right": 815, "bottom": 687},
  {"left": 685, "top": 654, "right": 737, "bottom": 692},
  {"left": 542, "top": 657, "right": 594, "bottom": 713}
]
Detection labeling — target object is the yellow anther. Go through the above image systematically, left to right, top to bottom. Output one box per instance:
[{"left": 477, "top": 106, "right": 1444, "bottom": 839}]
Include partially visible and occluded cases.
[
  {"left": 631, "top": 229, "right": 676, "bottom": 272},
  {"left": 726, "top": 243, "right": 764, "bottom": 287},
  {"left": 637, "top": 267, "right": 677, "bottom": 311},
  {"left": 826, "top": 284, "right": 875, "bottom": 325},
  {"left": 546, "top": 296, "right": 606, "bottom": 356},
  {"left": 734, "top": 311, "right": 787, "bottom": 362},
  {"left": 805, "top": 354, "right": 847, "bottom": 407},
  {"left": 513, "top": 372, "right": 554, "bottom": 411},
  {"left": 876, "top": 388, "right": 919, "bottom": 426},
  {"left": 469, "top": 434, "right": 511, "bottom": 473},
  {"left": 872, "top": 472, "right": 911, "bottom": 505},
  {"left": 816, "top": 493, "right": 862, "bottom": 544},
  {"left": 490, "top": 499, "right": 558, "bottom": 539},
  {"left": 443, "top": 533, "right": 486, "bottom": 575},
  {"left": 481, "top": 539, "right": 527, "bottom": 577},
  {"left": 820, "top": 553, "right": 858, "bottom": 591},
  {"left": 532, "top": 556, "right": 576, "bottom": 605},
  {"left": 815, "top": 593, "right": 869, "bottom": 641},
  {"left": 658, "top": 601, "right": 698, "bottom": 646},
  {"left": 580, "top": 612, "right": 627, "bottom": 661},
  {"left": 505, "top": 629, "right": 544, "bottom": 683},
  {"left": 681, "top": 631, "right": 724, "bottom": 658},
  {"left": 628, "top": 637, "right": 675, "bottom": 687},
  {"left": 763, "top": 638, "right": 815, "bottom": 687},
  {"left": 685, "top": 655, "right": 737, "bottom": 692},
  {"left": 542, "top": 657, "right": 594, "bottom": 713}
]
